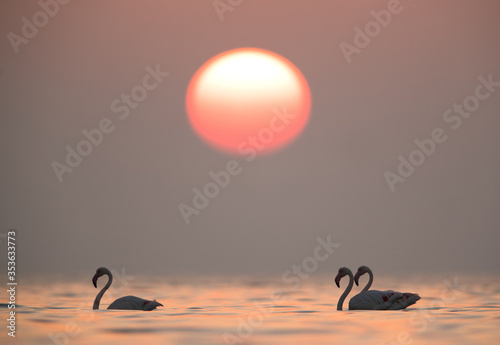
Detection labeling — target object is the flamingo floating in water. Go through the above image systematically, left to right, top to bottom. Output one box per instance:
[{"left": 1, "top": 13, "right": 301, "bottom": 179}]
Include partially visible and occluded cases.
[
  {"left": 335, "top": 266, "right": 420, "bottom": 310},
  {"left": 92, "top": 267, "right": 163, "bottom": 311}
]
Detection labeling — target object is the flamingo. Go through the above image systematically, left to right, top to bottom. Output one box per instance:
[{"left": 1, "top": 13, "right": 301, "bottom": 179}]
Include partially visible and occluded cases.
[
  {"left": 354, "top": 265, "right": 420, "bottom": 309},
  {"left": 92, "top": 267, "right": 163, "bottom": 311},
  {"left": 335, "top": 267, "right": 420, "bottom": 310}
]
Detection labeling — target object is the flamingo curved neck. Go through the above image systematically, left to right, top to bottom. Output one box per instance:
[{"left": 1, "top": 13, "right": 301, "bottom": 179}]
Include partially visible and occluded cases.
[
  {"left": 362, "top": 267, "right": 373, "bottom": 292},
  {"left": 93, "top": 269, "right": 113, "bottom": 310},
  {"left": 337, "top": 270, "right": 354, "bottom": 311}
]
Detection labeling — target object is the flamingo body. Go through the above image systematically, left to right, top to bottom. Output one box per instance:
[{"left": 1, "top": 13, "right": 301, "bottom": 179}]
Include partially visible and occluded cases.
[
  {"left": 92, "top": 267, "right": 163, "bottom": 311},
  {"left": 349, "top": 290, "right": 403, "bottom": 310},
  {"left": 108, "top": 295, "right": 163, "bottom": 311}
]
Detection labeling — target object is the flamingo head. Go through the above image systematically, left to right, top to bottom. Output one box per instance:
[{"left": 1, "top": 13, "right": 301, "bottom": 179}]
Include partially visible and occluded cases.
[
  {"left": 354, "top": 265, "right": 369, "bottom": 286},
  {"left": 92, "top": 267, "right": 107, "bottom": 288},
  {"left": 335, "top": 267, "right": 349, "bottom": 288}
]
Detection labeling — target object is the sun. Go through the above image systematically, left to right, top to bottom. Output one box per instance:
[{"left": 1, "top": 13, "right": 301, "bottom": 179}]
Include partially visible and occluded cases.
[{"left": 186, "top": 48, "right": 311, "bottom": 155}]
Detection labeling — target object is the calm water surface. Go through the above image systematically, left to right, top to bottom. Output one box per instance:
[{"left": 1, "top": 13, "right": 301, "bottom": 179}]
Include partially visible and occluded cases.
[{"left": 2, "top": 274, "right": 499, "bottom": 345}]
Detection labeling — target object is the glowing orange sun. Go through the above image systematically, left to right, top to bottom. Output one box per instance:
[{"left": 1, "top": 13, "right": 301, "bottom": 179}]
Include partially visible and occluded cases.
[{"left": 186, "top": 48, "right": 311, "bottom": 155}]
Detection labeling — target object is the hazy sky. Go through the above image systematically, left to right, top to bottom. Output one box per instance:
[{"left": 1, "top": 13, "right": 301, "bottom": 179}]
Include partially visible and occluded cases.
[{"left": 0, "top": 0, "right": 499, "bottom": 278}]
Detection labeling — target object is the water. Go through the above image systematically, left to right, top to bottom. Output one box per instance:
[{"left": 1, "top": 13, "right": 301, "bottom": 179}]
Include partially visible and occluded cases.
[{"left": 2, "top": 273, "right": 499, "bottom": 345}]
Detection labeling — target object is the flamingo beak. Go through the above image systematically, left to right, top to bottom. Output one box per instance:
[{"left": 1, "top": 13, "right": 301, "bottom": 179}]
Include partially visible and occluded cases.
[
  {"left": 354, "top": 272, "right": 360, "bottom": 286},
  {"left": 92, "top": 274, "right": 98, "bottom": 288},
  {"left": 334, "top": 274, "right": 341, "bottom": 288}
]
